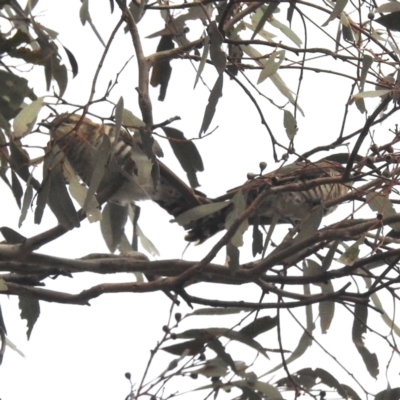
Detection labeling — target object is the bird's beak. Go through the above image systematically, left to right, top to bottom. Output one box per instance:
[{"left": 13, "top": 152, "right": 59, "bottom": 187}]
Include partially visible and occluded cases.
[{"left": 38, "top": 121, "right": 52, "bottom": 130}]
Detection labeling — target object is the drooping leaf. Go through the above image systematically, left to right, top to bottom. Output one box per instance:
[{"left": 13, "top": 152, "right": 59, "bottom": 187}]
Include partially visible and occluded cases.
[
  {"left": 79, "top": 0, "right": 90, "bottom": 25},
  {"left": 79, "top": 0, "right": 106, "bottom": 46},
  {"left": 131, "top": 0, "right": 148, "bottom": 22},
  {"left": 322, "top": 0, "right": 348, "bottom": 26},
  {"left": 251, "top": 2, "right": 279, "bottom": 39},
  {"left": 287, "top": 2, "right": 295, "bottom": 24},
  {"left": 376, "top": 3, "right": 400, "bottom": 13},
  {"left": 375, "top": 12, "right": 400, "bottom": 31},
  {"left": 341, "top": 14, "right": 354, "bottom": 42},
  {"left": 269, "top": 17, "right": 302, "bottom": 47},
  {"left": 208, "top": 21, "right": 226, "bottom": 75},
  {"left": 150, "top": 35, "right": 174, "bottom": 101},
  {"left": 194, "top": 36, "right": 209, "bottom": 88},
  {"left": 63, "top": 45, "right": 79, "bottom": 77},
  {"left": 258, "top": 50, "right": 285, "bottom": 84},
  {"left": 50, "top": 53, "right": 68, "bottom": 96},
  {"left": 355, "top": 54, "right": 372, "bottom": 113},
  {"left": 360, "top": 54, "right": 373, "bottom": 90},
  {"left": 0, "top": 70, "right": 36, "bottom": 123},
  {"left": 270, "top": 73, "right": 304, "bottom": 115},
  {"left": 199, "top": 74, "right": 223, "bottom": 136},
  {"left": 352, "top": 89, "right": 391, "bottom": 100},
  {"left": 13, "top": 96, "right": 44, "bottom": 138},
  {"left": 112, "top": 96, "right": 124, "bottom": 155},
  {"left": 122, "top": 108, "right": 145, "bottom": 128},
  {"left": 283, "top": 109, "right": 297, "bottom": 139},
  {"left": 162, "top": 127, "right": 204, "bottom": 188},
  {"left": 83, "top": 134, "right": 111, "bottom": 212},
  {"left": 9, "top": 140, "right": 31, "bottom": 181},
  {"left": 34, "top": 146, "right": 53, "bottom": 225},
  {"left": 38, "top": 146, "right": 80, "bottom": 229},
  {"left": 47, "top": 164, "right": 80, "bottom": 229},
  {"left": 66, "top": 164, "right": 101, "bottom": 223},
  {"left": 11, "top": 170, "right": 23, "bottom": 208},
  {"left": 18, "top": 183, "right": 33, "bottom": 227},
  {"left": 224, "top": 190, "right": 248, "bottom": 248},
  {"left": 367, "top": 192, "right": 400, "bottom": 232},
  {"left": 175, "top": 201, "right": 230, "bottom": 226},
  {"left": 101, "top": 202, "right": 128, "bottom": 253},
  {"left": 136, "top": 223, "right": 159, "bottom": 256},
  {"left": 0, "top": 227, "right": 26, "bottom": 244},
  {"left": 337, "top": 237, "right": 364, "bottom": 265},
  {"left": 321, "top": 240, "right": 340, "bottom": 271},
  {"left": 317, "top": 283, "right": 334, "bottom": 334},
  {"left": 370, "top": 292, "right": 400, "bottom": 337},
  {"left": 19, "top": 295, "right": 40, "bottom": 340},
  {"left": 352, "top": 303, "right": 379, "bottom": 378},
  {"left": 239, "top": 316, "right": 277, "bottom": 338},
  {"left": 177, "top": 328, "right": 269, "bottom": 359},
  {"left": 267, "top": 329, "right": 313, "bottom": 374},
  {"left": 207, "top": 338, "right": 237, "bottom": 373},
  {"left": 162, "top": 339, "right": 206, "bottom": 356},
  {"left": 193, "top": 357, "right": 229, "bottom": 378},
  {"left": 276, "top": 368, "right": 361, "bottom": 399},
  {"left": 375, "top": 388, "right": 400, "bottom": 400}
]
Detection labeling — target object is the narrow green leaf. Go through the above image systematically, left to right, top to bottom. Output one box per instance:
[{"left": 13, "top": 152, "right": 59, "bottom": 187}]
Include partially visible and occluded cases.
[
  {"left": 79, "top": 0, "right": 89, "bottom": 25},
  {"left": 322, "top": 0, "right": 348, "bottom": 26},
  {"left": 251, "top": 2, "right": 279, "bottom": 39},
  {"left": 376, "top": 3, "right": 400, "bottom": 13},
  {"left": 375, "top": 12, "right": 400, "bottom": 31},
  {"left": 269, "top": 17, "right": 302, "bottom": 47},
  {"left": 208, "top": 21, "right": 226, "bottom": 75},
  {"left": 194, "top": 36, "right": 209, "bottom": 89},
  {"left": 63, "top": 45, "right": 79, "bottom": 77},
  {"left": 257, "top": 50, "right": 285, "bottom": 84},
  {"left": 199, "top": 74, "right": 223, "bottom": 136},
  {"left": 352, "top": 89, "right": 391, "bottom": 99},
  {"left": 13, "top": 97, "right": 44, "bottom": 138},
  {"left": 283, "top": 109, "right": 297, "bottom": 139},
  {"left": 162, "top": 127, "right": 204, "bottom": 188},
  {"left": 83, "top": 134, "right": 111, "bottom": 212},
  {"left": 11, "top": 170, "right": 23, "bottom": 209},
  {"left": 18, "top": 183, "right": 33, "bottom": 227},
  {"left": 224, "top": 190, "right": 248, "bottom": 247},
  {"left": 367, "top": 192, "right": 400, "bottom": 231},
  {"left": 175, "top": 201, "right": 230, "bottom": 226},
  {"left": 100, "top": 202, "right": 128, "bottom": 253},
  {"left": 136, "top": 223, "right": 159, "bottom": 256},
  {"left": 0, "top": 227, "right": 26, "bottom": 244},
  {"left": 337, "top": 237, "right": 363, "bottom": 265},
  {"left": 19, "top": 295, "right": 40, "bottom": 340},
  {"left": 352, "top": 303, "right": 379, "bottom": 378},
  {"left": 239, "top": 316, "right": 277, "bottom": 338}
]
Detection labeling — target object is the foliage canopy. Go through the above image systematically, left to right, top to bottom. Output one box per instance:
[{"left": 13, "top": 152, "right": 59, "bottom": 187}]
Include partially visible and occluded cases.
[{"left": 1, "top": 0, "right": 400, "bottom": 399}]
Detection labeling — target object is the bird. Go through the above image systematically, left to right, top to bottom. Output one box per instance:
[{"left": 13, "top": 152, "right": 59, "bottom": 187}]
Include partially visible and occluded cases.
[
  {"left": 43, "top": 113, "right": 208, "bottom": 219},
  {"left": 43, "top": 114, "right": 350, "bottom": 245},
  {"left": 183, "top": 160, "right": 350, "bottom": 243}
]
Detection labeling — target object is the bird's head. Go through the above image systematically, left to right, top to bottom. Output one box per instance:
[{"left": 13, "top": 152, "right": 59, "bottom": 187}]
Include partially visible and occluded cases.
[{"left": 41, "top": 113, "right": 103, "bottom": 143}]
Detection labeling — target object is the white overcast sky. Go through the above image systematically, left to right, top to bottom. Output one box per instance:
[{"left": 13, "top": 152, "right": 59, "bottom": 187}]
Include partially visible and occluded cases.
[{"left": 0, "top": 1, "right": 398, "bottom": 399}]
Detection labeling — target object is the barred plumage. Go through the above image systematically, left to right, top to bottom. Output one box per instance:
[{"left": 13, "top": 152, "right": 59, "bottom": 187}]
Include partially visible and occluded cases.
[
  {"left": 47, "top": 113, "right": 207, "bottom": 218},
  {"left": 46, "top": 114, "right": 349, "bottom": 243},
  {"left": 185, "top": 160, "right": 350, "bottom": 242}
]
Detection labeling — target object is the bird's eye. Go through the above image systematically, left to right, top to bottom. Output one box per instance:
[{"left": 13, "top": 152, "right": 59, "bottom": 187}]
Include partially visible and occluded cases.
[{"left": 63, "top": 117, "right": 74, "bottom": 124}]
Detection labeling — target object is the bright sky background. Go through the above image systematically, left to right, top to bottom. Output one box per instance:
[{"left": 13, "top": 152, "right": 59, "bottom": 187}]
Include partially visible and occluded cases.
[{"left": 0, "top": 1, "right": 398, "bottom": 399}]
